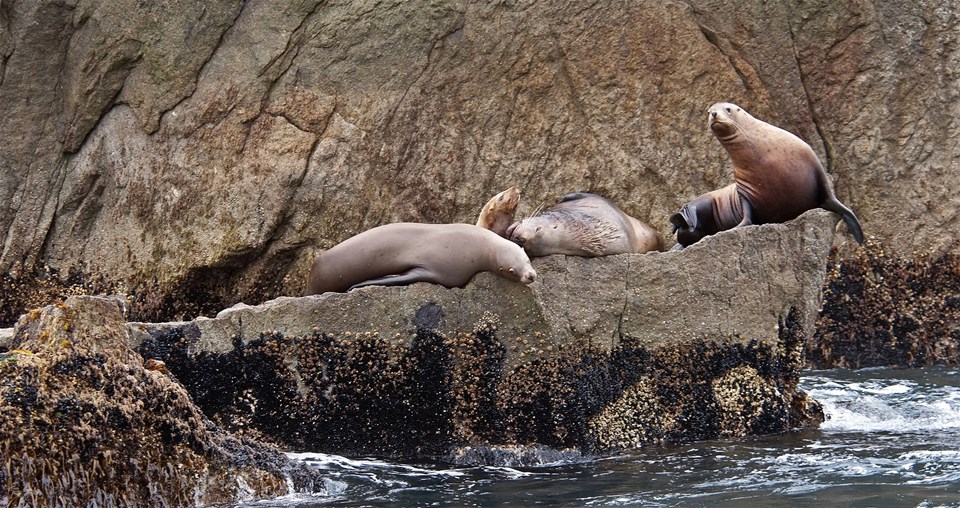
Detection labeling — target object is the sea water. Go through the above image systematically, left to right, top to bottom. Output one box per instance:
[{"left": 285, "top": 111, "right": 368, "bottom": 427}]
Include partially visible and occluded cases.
[{"left": 244, "top": 367, "right": 960, "bottom": 507}]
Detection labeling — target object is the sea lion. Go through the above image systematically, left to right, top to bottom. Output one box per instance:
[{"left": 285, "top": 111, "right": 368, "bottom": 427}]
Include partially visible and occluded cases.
[
  {"left": 707, "top": 102, "right": 864, "bottom": 243},
  {"left": 669, "top": 183, "right": 743, "bottom": 248},
  {"left": 476, "top": 186, "right": 521, "bottom": 237},
  {"left": 506, "top": 192, "right": 663, "bottom": 257},
  {"left": 306, "top": 223, "right": 537, "bottom": 295}
]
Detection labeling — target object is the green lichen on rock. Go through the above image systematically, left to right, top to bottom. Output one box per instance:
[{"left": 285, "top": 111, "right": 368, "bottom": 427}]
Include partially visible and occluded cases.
[{"left": 0, "top": 296, "right": 323, "bottom": 507}]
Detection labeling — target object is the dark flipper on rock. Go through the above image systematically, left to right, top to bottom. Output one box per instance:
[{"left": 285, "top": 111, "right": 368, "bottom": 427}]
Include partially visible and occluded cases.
[
  {"left": 821, "top": 197, "right": 864, "bottom": 243},
  {"left": 350, "top": 267, "right": 433, "bottom": 290}
]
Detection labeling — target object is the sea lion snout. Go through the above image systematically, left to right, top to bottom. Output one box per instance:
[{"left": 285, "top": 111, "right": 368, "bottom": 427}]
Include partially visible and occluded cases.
[
  {"left": 708, "top": 102, "right": 740, "bottom": 131},
  {"left": 501, "top": 264, "right": 537, "bottom": 284},
  {"left": 519, "top": 268, "right": 536, "bottom": 284}
]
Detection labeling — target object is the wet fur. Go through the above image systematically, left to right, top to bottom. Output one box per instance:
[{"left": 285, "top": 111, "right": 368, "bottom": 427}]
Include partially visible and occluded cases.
[{"left": 670, "top": 184, "right": 744, "bottom": 248}]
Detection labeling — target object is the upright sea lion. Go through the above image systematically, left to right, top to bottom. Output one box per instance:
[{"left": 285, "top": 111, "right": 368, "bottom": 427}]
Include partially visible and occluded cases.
[
  {"left": 707, "top": 102, "right": 864, "bottom": 243},
  {"left": 670, "top": 183, "right": 743, "bottom": 248},
  {"left": 476, "top": 186, "right": 521, "bottom": 237},
  {"left": 506, "top": 192, "right": 663, "bottom": 257},
  {"left": 306, "top": 223, "right": 537, "bottom": 295}
]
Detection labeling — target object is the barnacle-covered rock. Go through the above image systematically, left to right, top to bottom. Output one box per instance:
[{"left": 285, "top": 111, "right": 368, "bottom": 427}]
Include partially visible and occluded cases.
[
  {"left": 134, "top": 211, "right": 834, "bottom": 461},
  {"left": 810, "top": 243, "right": 960, "bottom": 368},
  {"left": 0, "top": 296, "right": 324, "bottom": 506}
]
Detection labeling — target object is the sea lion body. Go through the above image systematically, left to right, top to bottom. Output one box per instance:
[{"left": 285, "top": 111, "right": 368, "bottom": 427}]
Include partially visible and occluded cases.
[
  {"left": 708, "top": 102, "right": 864, "bottom": 242},
  {"left": 670, "top": 183, "right": 743, "bottom": 248},
  {"left": 476, "top": 186, "right": 521, "bottom": 237},
  {"left": 507, "top": 192, "right": 663, "bottom": 257},
  {"left": 306, "top": 223, "right": 536, "bottom": 295}
]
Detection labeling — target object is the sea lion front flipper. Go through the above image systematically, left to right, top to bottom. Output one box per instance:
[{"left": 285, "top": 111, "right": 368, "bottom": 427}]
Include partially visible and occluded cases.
[
  {"left": 733, "top": 192, "right": 754, "bottom": 228},
  {"left": 821, "top": 197, "right": 865, "bottom": 244},
  {"left": 669, "top": 208, "right": 694, "bottom": 234},
  {"left": 349, "top": 267, "right": 434, "bottom": 290}
]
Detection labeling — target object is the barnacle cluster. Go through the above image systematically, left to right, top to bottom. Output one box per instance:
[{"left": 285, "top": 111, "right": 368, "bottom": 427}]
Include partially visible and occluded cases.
[
  {"left": 812, "top": 242, "right": 960, "bottom": 368},
  {"left": 0, "top": 266, "right": 123, "bottom": 328},
  {"left": 1, "top": 296, "right": 322, "bottom": 506},
  {"left": 141, "top": 305, "right": 821, "bottom": 460},
  {"left": 587, "top": 309, "right": 821, "bottom": 452}
]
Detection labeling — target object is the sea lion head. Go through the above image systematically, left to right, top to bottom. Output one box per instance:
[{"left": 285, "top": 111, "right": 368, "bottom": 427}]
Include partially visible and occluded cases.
[
  {"left": 708, "top": 102, "right": 748, "bottom": 142},
  {"left": 477, "top": 186, "right": 522, "bottom": 236},
  {"left": 491, "top": 186, "right": 521, "bottom": 210},
  {"left": 505, "top": 216, "right": 559, "bottom": 258},
  {"left": 495, "top": 240, "right": 537, "bottom": 284}
]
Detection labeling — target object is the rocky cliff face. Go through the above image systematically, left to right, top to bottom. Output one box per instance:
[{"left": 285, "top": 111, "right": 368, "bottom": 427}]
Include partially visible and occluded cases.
[{"left": 1, "top": 0, "right": 957, "bottom": 321}]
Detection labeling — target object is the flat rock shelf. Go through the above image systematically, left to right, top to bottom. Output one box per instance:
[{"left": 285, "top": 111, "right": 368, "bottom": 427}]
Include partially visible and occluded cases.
[{"left": 128, "top": 210, "right": 837, "bottom": 460}]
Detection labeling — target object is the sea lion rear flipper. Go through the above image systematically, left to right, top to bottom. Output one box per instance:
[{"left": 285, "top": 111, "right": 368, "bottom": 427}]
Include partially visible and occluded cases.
[
  {"left": 821, "top": 198, "right": 865, "bottom": 244},
  {"left": 349, "top": 267, "right": 433, "bottom": 290}
]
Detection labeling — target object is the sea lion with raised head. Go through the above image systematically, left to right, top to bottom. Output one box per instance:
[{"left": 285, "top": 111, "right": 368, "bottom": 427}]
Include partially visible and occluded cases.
[
  {"left": 706, "top": 102, "right": 864, "bottom": 243},
  {"left": 669, "top": 183, "right": 743, "bottom": 248},
  {"left": 476, "top": 186, "right": 521, "bottom": 237},
  {"left": 506, "top": 192, "right": 663, "bottom": 257},
  {"left": 306, "top": 223, "right": 537, "bottom": 295}
]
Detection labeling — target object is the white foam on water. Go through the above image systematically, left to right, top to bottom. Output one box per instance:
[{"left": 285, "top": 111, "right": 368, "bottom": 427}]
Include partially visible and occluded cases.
[
  {"left": 803, "top": 373, "right": 960, "bottom": 434},
  {"left": 285, "top": 452, "right": 466, "bottom": 478},
  {"left": 479, "top": 465, "right": 536, "bottom": 478}
]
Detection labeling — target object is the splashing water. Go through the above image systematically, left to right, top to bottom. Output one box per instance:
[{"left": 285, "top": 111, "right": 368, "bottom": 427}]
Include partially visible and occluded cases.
[{"left": 244, "top": 367, "right": 960, "bottom": 507}]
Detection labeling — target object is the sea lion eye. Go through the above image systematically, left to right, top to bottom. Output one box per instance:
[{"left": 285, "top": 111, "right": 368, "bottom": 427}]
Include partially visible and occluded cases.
[
  {"left": 725, "top": 107, "right": 732, "bottom": 113},
  {"left": 536, "top": 226, "right": 542, "bottom": 232},
  {"left": 508, "top": 267, "right": 516, "bottom": 274}
]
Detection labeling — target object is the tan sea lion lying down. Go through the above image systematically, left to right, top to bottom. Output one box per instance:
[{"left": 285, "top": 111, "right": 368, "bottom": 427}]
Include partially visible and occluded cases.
[{"left": 306, "top": 223, "right": 536, "bottom": 295}]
